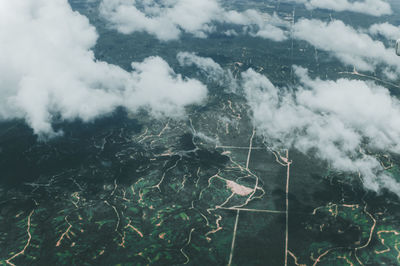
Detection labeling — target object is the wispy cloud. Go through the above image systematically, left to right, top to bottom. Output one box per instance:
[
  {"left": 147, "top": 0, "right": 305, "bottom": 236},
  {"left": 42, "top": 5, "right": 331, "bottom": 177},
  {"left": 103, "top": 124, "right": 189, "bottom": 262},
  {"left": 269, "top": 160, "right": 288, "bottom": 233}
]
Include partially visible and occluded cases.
[
  {"left": 99, "top": 0, "right": 288, "bottom": 41},
  {"left": 289, "top": 0, "right": 392, "bottom": 16},
  {"left": 177, "top": 52, "right": 238, "bottom": 92}
]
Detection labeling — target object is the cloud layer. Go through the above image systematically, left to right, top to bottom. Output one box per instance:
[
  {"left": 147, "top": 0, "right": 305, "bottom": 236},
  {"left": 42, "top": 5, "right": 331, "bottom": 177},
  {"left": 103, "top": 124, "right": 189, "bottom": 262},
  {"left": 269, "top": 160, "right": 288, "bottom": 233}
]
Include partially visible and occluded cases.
[
  {"left": 0, "top": 0, "right": 207, "bottom": 136},
  {"left": 99, "top": 0, "right": 288, "bottom": 41},
  {"left": 99, "top": 0, "right": 399, "bottom": 80},
  {"left": 290, "top": 0, "right": 392, "bottom": 16},
  {"left": 175, "top": 51, "right": 400, "bottom": 195},
  {"left": 243, "top": 66, "right": 400, "bottom": 195}
]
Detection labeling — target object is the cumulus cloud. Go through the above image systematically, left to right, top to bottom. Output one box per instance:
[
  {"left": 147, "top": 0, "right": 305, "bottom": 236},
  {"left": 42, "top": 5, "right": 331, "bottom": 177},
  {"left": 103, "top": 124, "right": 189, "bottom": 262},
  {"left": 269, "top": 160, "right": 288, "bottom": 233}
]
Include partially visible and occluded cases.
[
  {"left": 0, "top": 0, "right": 207, "bottom": 137},
  {"left": 99, "top": 0, "right": 288, "bottom": 41},
  {"left": 290, "top": 0, "right": 392, "bottom": 16},
  {"left": 293, "top": 19, "right": 400, "bottom": 78},
  {"left": 369, "top": 22, "right": 400, "bottom": 41},
  {"left": 243, "top": 66, "right": 400, "bottom": 195}
]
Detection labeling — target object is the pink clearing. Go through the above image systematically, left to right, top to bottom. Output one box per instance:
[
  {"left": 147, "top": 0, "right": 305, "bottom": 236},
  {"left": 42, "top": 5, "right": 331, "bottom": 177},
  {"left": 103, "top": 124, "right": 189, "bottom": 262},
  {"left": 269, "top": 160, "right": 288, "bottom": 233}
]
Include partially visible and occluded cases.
[{"left": 226, "top": 180, "right": 253, "bottom": 196}]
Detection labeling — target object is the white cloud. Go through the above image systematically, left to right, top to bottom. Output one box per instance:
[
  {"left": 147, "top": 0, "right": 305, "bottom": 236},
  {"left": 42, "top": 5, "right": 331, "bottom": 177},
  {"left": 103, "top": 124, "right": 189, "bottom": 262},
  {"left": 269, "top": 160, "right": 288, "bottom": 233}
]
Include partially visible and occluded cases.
[
  {"left": 0, "top": 0, "right": 207, "bottom": 137},
  {"left": 99, "top": 0, "right": 288, "bottom": 41},
  {"left": 290, "top": 0, "right": 392, "bottom": 16},
  {"left": 293, "top": 19, "right": 400, "bottom": 77},
  {"left": 369, "top": 22, "right": 400, "bottom": 41},
  {"left": 172, "top": 51, "right": 400, "bottom": 195},
  {"left": 177, "top": 52, "right": 239, "bottom": 92},
  {"left": 177, "top": 52, "right": 225, "bottom": 77},
  {"left": 125, "top": 57, "right": 208, "bottom": 118},
  {"left": 243, "top": 66, "right": 400, "bottom": 196}
]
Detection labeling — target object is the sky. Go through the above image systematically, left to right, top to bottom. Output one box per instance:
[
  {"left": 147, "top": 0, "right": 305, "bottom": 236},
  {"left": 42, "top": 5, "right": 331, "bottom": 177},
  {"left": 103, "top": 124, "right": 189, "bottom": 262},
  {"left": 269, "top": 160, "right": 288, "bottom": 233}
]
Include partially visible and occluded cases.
[{"left": 1, "top": 0, "right": 400, "bottom": 195}]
